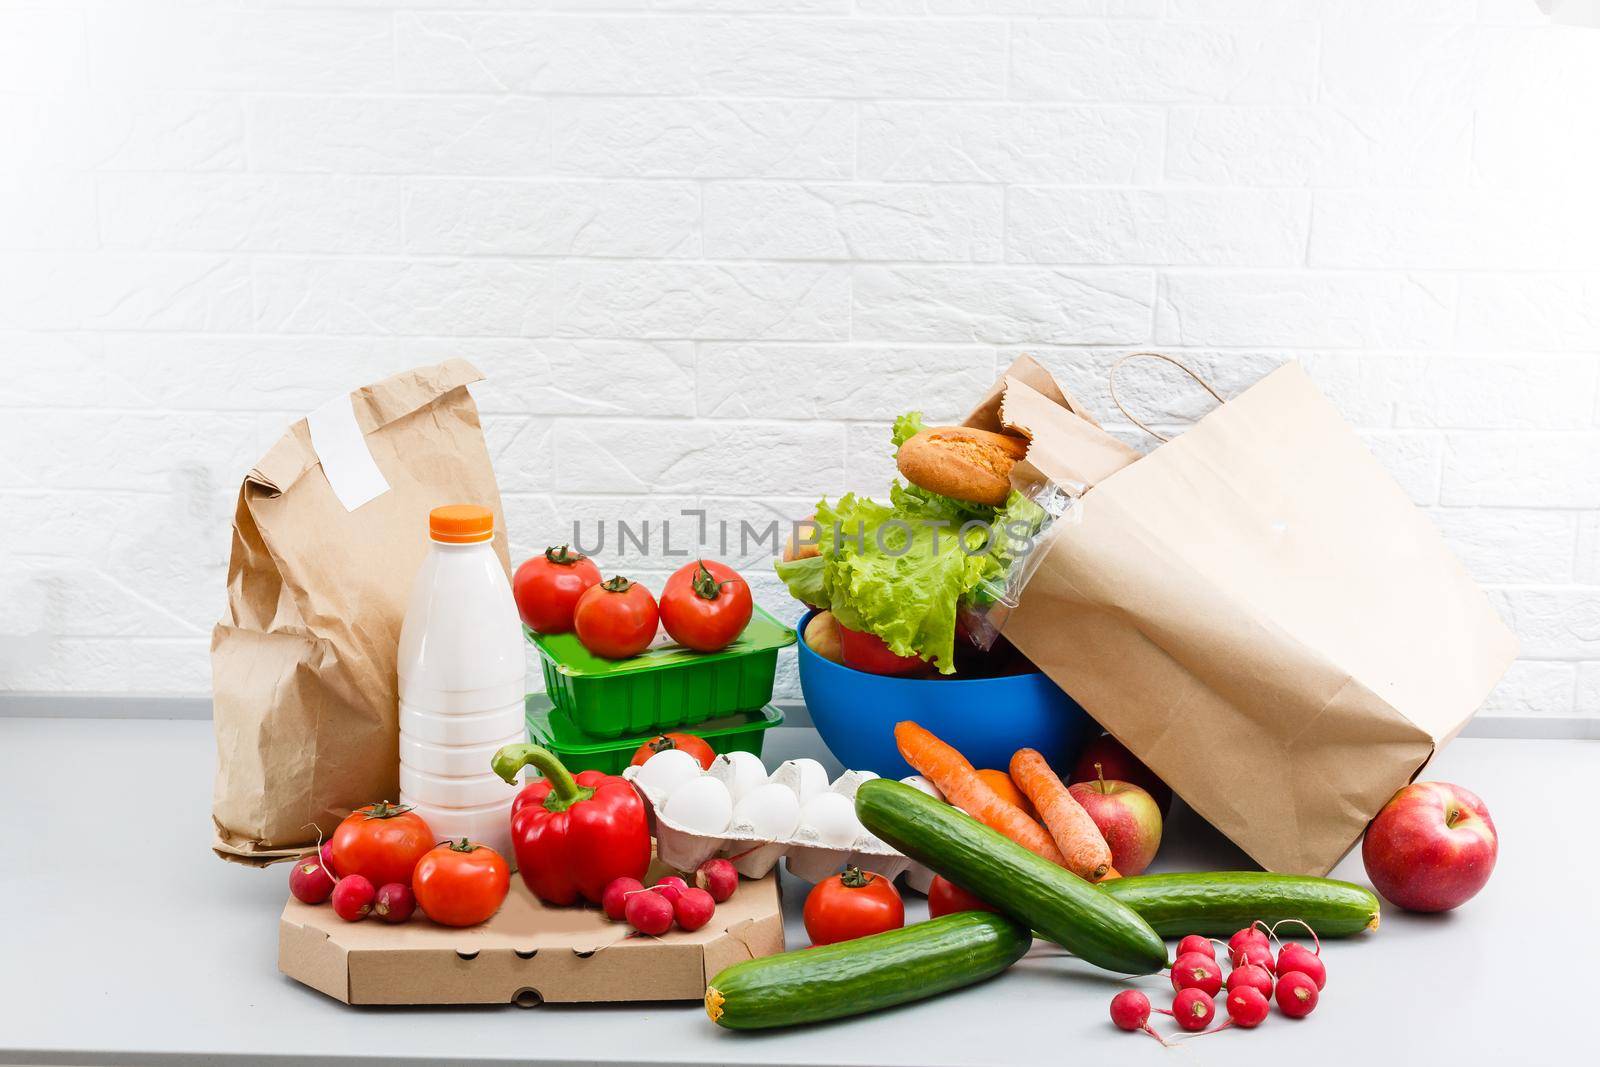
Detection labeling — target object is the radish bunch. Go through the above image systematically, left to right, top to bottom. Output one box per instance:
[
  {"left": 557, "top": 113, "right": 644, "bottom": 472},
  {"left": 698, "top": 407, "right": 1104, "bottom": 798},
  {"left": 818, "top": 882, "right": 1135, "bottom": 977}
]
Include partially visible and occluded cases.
[
  {"left": 288, "top": 843, "right": 414, "bottom": 925},
  {"left": 601, "top": 859, "right": 738, "bottom": 937},
  {"left": 1109, "top": 918, "right": 1327, "bottom": 1043}
]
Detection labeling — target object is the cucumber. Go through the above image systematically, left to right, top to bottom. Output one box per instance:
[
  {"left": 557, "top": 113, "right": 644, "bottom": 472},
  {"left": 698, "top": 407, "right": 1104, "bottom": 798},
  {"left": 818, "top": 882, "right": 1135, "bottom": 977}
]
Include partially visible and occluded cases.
[
  {"left": 855, "top": 778, "right": 1167, "bottom": 975},
  {"left": 1101, "top": 872, "right": 1381, "bottom": 938},
  {"left": 705, "top": 911, "right": 1030, "bottom": 1031}
]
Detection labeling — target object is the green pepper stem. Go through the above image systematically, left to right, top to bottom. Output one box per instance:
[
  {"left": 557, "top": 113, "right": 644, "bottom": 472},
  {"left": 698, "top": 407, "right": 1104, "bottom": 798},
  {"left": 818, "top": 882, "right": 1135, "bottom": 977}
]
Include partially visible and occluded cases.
[{"left": 491, "top": 743, "right": 592, "bottom": 811}]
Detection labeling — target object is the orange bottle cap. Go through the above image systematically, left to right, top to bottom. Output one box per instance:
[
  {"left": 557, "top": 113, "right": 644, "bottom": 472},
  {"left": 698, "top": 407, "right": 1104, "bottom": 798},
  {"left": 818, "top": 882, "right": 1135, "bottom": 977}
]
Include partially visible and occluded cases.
[{"left": 429, "top": 504, "right": 494, "bottom": 544}]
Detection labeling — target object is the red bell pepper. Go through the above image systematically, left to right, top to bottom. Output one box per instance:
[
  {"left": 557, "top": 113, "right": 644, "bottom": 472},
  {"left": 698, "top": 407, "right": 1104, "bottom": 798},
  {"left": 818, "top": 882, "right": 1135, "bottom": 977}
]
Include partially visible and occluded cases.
[{"left": 491, "top": 744, "right": 651, "bottom": 907}]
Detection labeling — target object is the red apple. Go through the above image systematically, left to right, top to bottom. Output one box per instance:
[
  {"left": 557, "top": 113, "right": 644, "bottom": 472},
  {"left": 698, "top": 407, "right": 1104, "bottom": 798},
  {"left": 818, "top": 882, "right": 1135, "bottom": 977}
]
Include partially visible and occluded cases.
[
  {"left": 837, "top": 623, "right": 924, "bottom": 676},
  {"left": 1069, "top": 733, "right": 1172, "bottom": 815},
  {"left": 1068, "top": 776, "right": 1163, "bottom": 876},
  {"left": 1362, "top": 781, "right": 1497, "bottom": 913}
]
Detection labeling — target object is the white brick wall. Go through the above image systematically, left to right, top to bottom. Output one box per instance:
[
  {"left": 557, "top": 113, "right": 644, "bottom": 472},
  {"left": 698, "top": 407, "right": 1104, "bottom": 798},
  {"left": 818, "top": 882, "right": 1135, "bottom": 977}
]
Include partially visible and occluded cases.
[{"left": 2, "top": 0, "right": 1598, "bottom": 725}]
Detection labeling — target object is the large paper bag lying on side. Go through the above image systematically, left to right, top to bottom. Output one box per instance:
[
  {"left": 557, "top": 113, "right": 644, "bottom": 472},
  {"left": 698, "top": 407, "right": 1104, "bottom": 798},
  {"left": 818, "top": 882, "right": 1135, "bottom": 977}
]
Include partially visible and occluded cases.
[
  {"left": 983, "top": 358, "right": 1518, "bottom": 876},
  {"left": 211, "top": 359, "right": 509, "bottom": 865}
]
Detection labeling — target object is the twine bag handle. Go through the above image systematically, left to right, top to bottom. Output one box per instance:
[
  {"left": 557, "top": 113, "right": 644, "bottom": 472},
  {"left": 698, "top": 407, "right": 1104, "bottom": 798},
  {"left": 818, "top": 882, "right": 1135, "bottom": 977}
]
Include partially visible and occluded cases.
[{"left": 1108, "top": 351, "right": 1227, "bottom": 443}]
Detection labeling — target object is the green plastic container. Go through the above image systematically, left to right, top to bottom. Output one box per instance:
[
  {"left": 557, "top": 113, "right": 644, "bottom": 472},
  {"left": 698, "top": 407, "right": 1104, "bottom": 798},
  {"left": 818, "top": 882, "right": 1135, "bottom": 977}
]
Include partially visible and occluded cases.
[
  {"left": 526, "top": 605, "right": 796, "bottom": 739},
  {"left": 526, "top": 696, "right": 785, "bottom": 776}
]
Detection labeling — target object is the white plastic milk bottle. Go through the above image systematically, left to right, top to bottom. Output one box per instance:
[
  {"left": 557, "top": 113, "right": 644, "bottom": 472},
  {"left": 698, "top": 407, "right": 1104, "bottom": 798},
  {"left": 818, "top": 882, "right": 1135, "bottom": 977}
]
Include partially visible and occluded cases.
[{"left": 397, "top": 504, "right": 525, "bottom": 862}]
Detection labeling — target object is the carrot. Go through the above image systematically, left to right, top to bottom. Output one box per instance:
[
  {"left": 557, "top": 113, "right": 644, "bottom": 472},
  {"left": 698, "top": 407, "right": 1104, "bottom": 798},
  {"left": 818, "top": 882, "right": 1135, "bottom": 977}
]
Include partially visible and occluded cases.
[
  {"left": 894, "top": 722, "right": 1065, "bottom": 866},
  {"left": 1010, "top": 747, "right": 1115, "bottom": 882},
  {"left": 976, "top": 768, "right": 1038, "bottom": 820}
]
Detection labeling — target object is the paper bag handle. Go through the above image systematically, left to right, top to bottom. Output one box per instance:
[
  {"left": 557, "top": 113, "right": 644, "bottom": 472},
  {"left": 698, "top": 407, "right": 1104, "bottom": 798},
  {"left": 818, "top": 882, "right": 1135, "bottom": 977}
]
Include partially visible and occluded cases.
[{"left": 1108, "top": 352, "right": 1226, "bottom": 442}]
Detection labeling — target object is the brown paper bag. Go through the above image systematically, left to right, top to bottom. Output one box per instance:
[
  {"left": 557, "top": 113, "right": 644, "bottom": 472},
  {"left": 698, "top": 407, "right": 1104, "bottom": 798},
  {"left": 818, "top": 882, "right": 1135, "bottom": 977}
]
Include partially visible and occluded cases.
[
  {"left": 982, "top": 355, "right": 1518, "bottom": 875},
  {"left": 211, "top": 359, "right": 509, "bottom": 865},
  {"left": 972, "top": 364, "right": 1142, "bottom": 491}
]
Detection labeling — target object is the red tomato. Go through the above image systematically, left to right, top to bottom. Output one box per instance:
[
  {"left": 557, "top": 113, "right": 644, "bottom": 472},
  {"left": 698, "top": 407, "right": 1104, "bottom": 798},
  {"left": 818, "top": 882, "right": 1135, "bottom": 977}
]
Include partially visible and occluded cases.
[
  {"left": 513, "top": 546, "right": 601, "bottom": 634},
  {"left": 658, "top": 560, "right": 753, "bottom": 652},
  {"left": 573, "top": 576, "right": 659, "bottom": 659},
  {"left": 837, "top": 623, "right": 925, "bottom": 676},
  {"left": 630, "top": 732, "right": 717, "bottom": 770},
  {"left": 328, "top": 802, "right": 435, "bottom": 888},
  {"left": 412, "top": 839, "right": 511, "bottom": 928},
  {"left": 803, "top": 866, "right": 905, "bottom": 947},
  {"left": 926, "top": 875, "right": 998, "bottom": 919}
]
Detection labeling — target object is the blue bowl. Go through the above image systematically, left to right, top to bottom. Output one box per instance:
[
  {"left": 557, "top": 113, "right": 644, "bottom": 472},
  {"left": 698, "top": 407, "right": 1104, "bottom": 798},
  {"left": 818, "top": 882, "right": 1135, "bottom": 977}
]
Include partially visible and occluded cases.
[{"left": 796, "top": 611, "right": 1093, "bottom": 779}]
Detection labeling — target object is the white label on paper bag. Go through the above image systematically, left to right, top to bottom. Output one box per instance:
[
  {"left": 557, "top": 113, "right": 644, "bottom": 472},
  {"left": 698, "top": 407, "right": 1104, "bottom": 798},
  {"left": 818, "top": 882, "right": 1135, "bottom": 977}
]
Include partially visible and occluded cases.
[{"left": 307, "top": 393, "right": 389, "bottom": 511}]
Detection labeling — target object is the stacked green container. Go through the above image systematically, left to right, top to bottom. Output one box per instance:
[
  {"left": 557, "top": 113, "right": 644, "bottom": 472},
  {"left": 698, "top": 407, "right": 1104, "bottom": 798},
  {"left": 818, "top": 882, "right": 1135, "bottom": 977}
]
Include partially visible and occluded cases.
[{"left": 525, "top": 605, "right": 796, "bottom": 774}]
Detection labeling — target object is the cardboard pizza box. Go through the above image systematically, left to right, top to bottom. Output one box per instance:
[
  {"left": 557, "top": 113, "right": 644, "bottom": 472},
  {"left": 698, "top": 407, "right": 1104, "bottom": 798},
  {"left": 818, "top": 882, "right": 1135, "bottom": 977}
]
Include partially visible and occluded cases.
[{"left": 279, "top": 865, "right": 784, "bottom": 1006}]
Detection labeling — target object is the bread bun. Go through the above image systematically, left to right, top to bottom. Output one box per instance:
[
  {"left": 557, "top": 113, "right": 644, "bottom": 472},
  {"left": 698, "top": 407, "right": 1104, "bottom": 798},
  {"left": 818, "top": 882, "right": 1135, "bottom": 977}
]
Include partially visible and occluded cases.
[
  {"left": 896, "top": 426, "right": 1028, "bottom": 507},
  {"left": 782, "top": 515, "right": 820, "bottom": 562}
]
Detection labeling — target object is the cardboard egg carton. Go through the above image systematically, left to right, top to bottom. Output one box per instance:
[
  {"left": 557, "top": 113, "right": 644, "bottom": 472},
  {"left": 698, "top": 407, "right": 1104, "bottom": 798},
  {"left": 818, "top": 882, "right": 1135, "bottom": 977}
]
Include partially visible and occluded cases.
[{"left": 624, "top": 757, "right": 918, "bottom": 885}]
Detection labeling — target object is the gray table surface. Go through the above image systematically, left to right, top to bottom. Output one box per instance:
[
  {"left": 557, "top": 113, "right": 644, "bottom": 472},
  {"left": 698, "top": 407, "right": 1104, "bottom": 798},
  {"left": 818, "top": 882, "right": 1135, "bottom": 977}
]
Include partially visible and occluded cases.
[{"left": 1, "top": 717, "right": 1593, "bottom": 1066}]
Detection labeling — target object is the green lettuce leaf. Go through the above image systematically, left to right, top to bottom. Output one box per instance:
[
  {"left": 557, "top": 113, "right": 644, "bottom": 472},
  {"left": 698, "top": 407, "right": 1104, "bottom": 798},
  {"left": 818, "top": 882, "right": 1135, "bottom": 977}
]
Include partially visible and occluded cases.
[
  {"left": 891, "top": 410, "right": 925, "bottom": 451},
  {"left": 889, "top": 477, "right": 992, "bottom": 528},
  {"left": 989, "top": 489, "right": 1048, "bottom": 565},
  {"left": 810, "top": 493, "right": 1001, "bottom": 673},
  {"left": 774, "top": 555, "right": 826, "bottom": 609}
]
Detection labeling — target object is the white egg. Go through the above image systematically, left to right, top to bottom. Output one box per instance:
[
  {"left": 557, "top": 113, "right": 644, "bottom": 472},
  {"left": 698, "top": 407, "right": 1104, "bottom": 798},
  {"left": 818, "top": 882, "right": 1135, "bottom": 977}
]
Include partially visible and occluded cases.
[
  {"left": 634, "top": 748, "right": 701, "bottom": 797},
  {"left": 715, "top": 750, "right": 770, "bottom": 803},
  {"left": 772, "top": 758, "right": 830, "bottom": 804},
  {"left": 900, "top": 774, "right": 946, "bottom": 802},
  {"left": 662, "top": 775, "right": 733, "bottom": 835},
  {"left": 731, "top": 783, "right": 801, "bottom": 841},
  {"left": 799, "top": 791, "right": 864, "bottom": 848}
]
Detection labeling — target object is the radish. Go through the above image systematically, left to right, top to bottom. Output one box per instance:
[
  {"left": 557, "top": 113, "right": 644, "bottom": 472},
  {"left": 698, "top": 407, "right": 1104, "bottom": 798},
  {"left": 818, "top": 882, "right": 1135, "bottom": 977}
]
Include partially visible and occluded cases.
[
  {"left": 319, "top": 842, "right": 338, "bottom": 877},
  {"left": 289, "top": 853, "right": 335, "bottom": 905},
  {"left": 695, "top": 858, "right": 738, "bottom": 903},
  {"left": 331, "top": 874, "right": 376, "bottom": 922},
  {"left": 653, "top": 875, "right": 689, "bottom": 904},
  {"left": 602, "top": 877, "right": 645, "bottom": 922},
  {"left": 373, "top": 882, "right": 415, "bottom": 924},
  {"left": 625, "top": 887, "right": 674, "bottom": 936},
  {"left": 673, "top": 887, "right": 716, "bottom": 932},
  {"left": 1268, "top": 920, "right": 1325, "bottom": 989},
  {"left": 1227, "top": 925, "right": 1271, "bottom": 968},
  {"left": 1228, "top": 925, "right": 1268, "bottom": 952},
  {"left": 1176, "top": 934, "right": 1215, "bottom": 959},
  {"left": 1233, "top": 940, "right": 1275, "bottom": 973},
  {"left": 1277, "top": 943, "right": 1326, "bottom": 990},
  {"left": 1169, "top": 951, "right": 1222, "bottom": 996},
  {"left": 1226, "top": 963, "right": 1274, "bottom": 999},
  {"left": 1276, "top": 971, "right": 1320, "bottom": 1018},
  {"left": 1224, "top": 986, "right": 1270, "bottom": 1029},
  {"left": 1172, "top": 988, "right": 1216, "bottom": 1032},
  {"left": 1109, "top": 990, "right": 1169, "bottom": 1046}
]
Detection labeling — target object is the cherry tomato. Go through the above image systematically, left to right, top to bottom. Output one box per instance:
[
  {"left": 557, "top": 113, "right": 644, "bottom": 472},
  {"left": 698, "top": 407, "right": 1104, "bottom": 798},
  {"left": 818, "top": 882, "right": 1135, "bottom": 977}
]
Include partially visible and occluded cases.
[
  {"left": 513, "top": 545, "right": 601, "bottom": 634},
  {"left": 658, "top": 560, "right": 753, "bottom": 652},
  {"left": 573, "top": 576, "right": 659, "bottom": 659},
  {"left": 837, "top": 623, "right": 925, "bottom": 676},
  {"left": 630, "top": 732, "right": 717, "bottom": 770},
  {"left": 328, "top": 801, "right": 435, "bottom": 888},
  {"left": 412, "top": 839, "right": 511, "bottom": 928},
  {"left": 803, "top": 866, "right": 904, "bottom": 947},
  {"left": 926, "top": 875, "right": 998, "bottom": 919}
]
